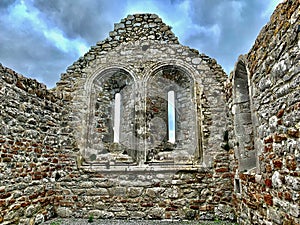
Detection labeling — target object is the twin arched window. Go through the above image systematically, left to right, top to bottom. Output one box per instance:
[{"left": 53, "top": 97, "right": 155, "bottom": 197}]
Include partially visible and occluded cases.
[{"left": 84, "top": 66, "right": 198, "bottom": 165}]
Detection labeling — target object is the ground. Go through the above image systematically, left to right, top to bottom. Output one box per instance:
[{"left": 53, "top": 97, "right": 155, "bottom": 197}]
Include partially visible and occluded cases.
[{"left": 43, "top": 219, "right": 238, "bottom": 225}]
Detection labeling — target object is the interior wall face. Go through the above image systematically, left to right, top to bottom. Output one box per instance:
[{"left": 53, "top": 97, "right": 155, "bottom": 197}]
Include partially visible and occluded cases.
[
  {"left": 231, "top": 1, "right": 300, "bottom": 224},
  {"left": 54, "top": 36, "right": 231, "bottom": 220}
]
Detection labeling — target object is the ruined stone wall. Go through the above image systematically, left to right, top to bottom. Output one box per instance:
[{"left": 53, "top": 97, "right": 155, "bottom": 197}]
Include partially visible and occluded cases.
[
  {"left": 231, "top": 1, "right": 300, "bottom": 224},
  {"left": 51, "top": 14, "right": 235, "bottom": 221},
  {"left": 0, "top": 64, "right": 68, "bottom": 224}
]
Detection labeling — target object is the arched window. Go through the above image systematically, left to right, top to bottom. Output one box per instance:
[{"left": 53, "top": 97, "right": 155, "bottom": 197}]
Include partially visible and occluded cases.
[
  {"left": 233, "top": 59, "right": 255, "bottom": 171},
  {"left": 146, "top": 65, "right": 198, "bottom": 164},
  {"left": 84, "top": 68, "right": 136, "bottom": 164},
  {"left": 168, "top": 90, "right": 175, "bottom": 143},
  {"left": 113, "top": 93, "right": 121, "bottom": 143}
]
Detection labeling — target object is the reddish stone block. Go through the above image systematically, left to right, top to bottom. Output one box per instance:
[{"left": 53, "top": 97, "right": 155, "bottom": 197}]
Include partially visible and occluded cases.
[
  {"left": 277, "top": 109, "right": 285, "bottom": 118},
  {"left": 287, "top": 129, "right": 300, "bottom": 138},
  {"left": 274, "top": 133, "right": 287, "bottom": 143},
  {"left": 264, "top": 136, "right": 273, "bottom": 143},
  {"left": 15, "top": 141, "right": 22, "bottom": 146},
  {"left": 264, "top": 144, "right": 273, "bottom": 152},
  {"left": 34, "top": 148, "right": 42, "bottom": 154},
  {"left": 268, "top": 153, "right": 276, "bottom": 159},
  {"left": 2, "top": 157, "right": 12, "bottom": 162},
  {"left": 52, "top": 158, "right": 59, "bottom": 163},
  {"left": 273, "top": 158, "right": 283, "bottom": 169},
  {"left": 286, "top": 158, "right": 297, "bottom": 171},
  {"left": 266, "top": 164, "right": 272, "bottom": 173},
  {"left": 215, "top": 167, "right": 229, "bottom": 173},
  {"left": 221, "top": 173, "right": 233, "bottom": 178},
  {"left": 239, "top": 173, "right": 247, "bottom": 181},
  {"left": 33, "top": 175, "right": 43, "bottom": 180},
  {"left": 248, "top": 175, "right": 256, "bottom": 183},
  {"left": 265, "top": 178, "right": 272, "bottom": 187},
  {"left": 0, "top": 187, "right": 5, "bottom": 193},
  {"left": 284, "top": 191, "right": 292, "bottom": 201},
  {"left": 0, "top": 193, "right": 11, "bottom": 199},
  {"left": 29, "top": 193, "right": 39, "bottom": 199},
  {"left": 264, "top": 194, "right": 273, "bottom": 206},
  {"left": 213, "top": 196, "right": 221, "bottom": 202},
  {"left": 9, "top": 199, "right": 16, "bottom": 204},
  {"left": 191, "top": 199, "right": 205, "bottom": 204},
  {"left": 0, "top": 200, "right": 6, "bottom": 207},
  {"left": 21, "top": 202, "right": 31, "bottom": 207},
  {"left": 76, "top": 202, "right": 84, "bottom": 207},
  {"left": 141, "top": 202, "right": 154, "bottom": 207},
  {"left": 11, "top": 204, "right": 21, "bottom": 210},
  {"left": 190, "top": 205, "right": 199, "bottom": 210},
  {"left": 166, "top": 207, "right": 177, "bottom": 211},
  {"left": 165, "top": 212, "right": 171, "bottom": 219}
]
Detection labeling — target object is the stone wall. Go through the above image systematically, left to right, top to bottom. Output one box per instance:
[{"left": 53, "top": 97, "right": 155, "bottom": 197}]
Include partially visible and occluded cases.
[
  {"left": 231, "top": 1, "right": 300, "bottom": 224},
  {"left": 52, "top": 13, "right": 234, "bottom": 221},
  {"left": 0, "top": 64, "right": 66, "bottom": 224}
]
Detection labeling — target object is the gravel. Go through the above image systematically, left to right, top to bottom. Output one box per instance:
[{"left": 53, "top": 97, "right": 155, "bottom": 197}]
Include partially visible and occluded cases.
[{"left": 43, "top": 219, "right": 237, "bottom": 225}]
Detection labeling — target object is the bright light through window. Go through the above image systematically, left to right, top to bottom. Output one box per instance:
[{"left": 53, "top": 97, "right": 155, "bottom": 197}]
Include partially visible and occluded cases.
[
  {"left": 168, "top": 90, "right": 175, "bottom": 143},
  {"left": 113, "top": 93, "right": 121, "bottom": 143}
]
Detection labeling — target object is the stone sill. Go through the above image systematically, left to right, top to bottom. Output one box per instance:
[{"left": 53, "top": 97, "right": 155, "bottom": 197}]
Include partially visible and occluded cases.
[{"left": 79, "top": 163, "right": 208, "bottom": 173}]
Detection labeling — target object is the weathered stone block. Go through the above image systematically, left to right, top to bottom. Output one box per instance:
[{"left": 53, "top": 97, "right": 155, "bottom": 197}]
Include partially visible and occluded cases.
[
  {"left": 126, "top": 187, "right": 143, "bottom": 198},
  {"left": 56, "top": 207, "right": 72, "bottom": 218}
]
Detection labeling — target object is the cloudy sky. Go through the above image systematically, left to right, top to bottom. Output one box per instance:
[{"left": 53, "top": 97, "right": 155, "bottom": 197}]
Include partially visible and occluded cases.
[{"left": 0, "top": 0, "right": 282, "bottom": 88}]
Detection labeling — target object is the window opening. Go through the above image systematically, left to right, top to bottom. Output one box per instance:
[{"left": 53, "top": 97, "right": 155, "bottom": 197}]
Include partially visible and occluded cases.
[
  {"left": 168, "top": 90, "right": 175, "bottom": 143},
  {"left": 113, "top": 93, "right": 121, "bottom": 143},
  {"left": 235, "top": 178, "right": 241, "bottom": 194}
]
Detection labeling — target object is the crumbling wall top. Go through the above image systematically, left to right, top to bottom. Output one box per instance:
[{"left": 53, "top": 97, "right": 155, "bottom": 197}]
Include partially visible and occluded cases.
[{"left": 106, "top": 13, "right": 179, "bottom": 44}]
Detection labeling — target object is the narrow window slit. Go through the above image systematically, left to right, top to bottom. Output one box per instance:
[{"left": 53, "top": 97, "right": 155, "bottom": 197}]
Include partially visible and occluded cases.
[
  {"left": 168, "top": 90, "right": 175, "bottom": 143},
  {"left": 113, "top": 93, "right": 121, "bottom": 143}
]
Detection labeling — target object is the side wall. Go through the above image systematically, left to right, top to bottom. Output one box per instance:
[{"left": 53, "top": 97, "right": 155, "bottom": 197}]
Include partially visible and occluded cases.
[
  {"left": 232, "top": 1, "right": 300, "bottom": 224},
  {"left": 0, "top": 64, "right": 65, "bottom": 224}
]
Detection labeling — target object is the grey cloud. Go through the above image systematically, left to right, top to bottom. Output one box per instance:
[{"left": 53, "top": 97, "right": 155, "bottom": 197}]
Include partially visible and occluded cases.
[
  {"left": 0, "top": 0, "right": 16, "bottom": 9},
  {"left": 0, "top": 0, "right": 129, "bottom": 88},
  {"left": 0, "top": 0, "right": 279, "bottom": 88},
  {"left": 32, "top": 0, "right": 127, "bottom": 44},
  {"left": 185, "top": 0, "right": 271, "bottom": 73},
  {"left": 0, "top": 13, "right": 78, "bottom": 88}
]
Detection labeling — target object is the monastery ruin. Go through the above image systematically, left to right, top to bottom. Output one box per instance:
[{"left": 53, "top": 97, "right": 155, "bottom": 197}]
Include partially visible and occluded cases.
[{"left": 0, "top": 1, "right": 299, "bottom": 224}]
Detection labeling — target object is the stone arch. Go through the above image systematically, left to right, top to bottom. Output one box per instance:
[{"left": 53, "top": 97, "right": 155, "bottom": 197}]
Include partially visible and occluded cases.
[
  {"left": 232, "top": 56, "right": 256, "bottom": 171},
  {"left": 145, "top": 64, "right": 200, "bottom": 164},
  {"left": 83, "top": 67, "right": 137, "bottom": 164}
]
